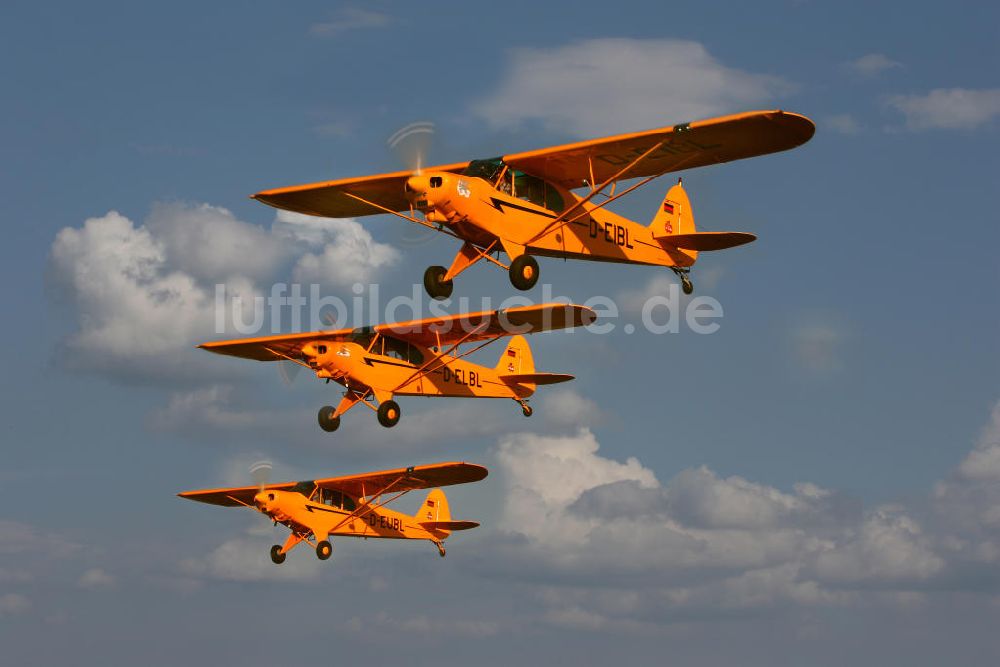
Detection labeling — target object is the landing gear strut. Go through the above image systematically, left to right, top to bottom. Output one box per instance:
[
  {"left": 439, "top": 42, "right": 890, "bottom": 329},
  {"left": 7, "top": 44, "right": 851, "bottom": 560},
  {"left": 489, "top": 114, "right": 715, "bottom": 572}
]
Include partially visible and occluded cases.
[{"left": 672, "top": 267, "right": 694, "bottom": 295}]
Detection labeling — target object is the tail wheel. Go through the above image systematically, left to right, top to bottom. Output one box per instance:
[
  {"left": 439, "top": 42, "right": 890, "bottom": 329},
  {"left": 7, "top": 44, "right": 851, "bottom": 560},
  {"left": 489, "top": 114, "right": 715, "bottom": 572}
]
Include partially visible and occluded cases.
[
  {"left": 509, "top": 255, "right": 539, "bottom": 291},
  {"left": 423, "top": 265, "right": 454, "bottom": 300},
  {"left": 681, "top": 274, "right": 694, "bottom": 295},
  {"left": 377, "top": 400, "right": 401, "bottom": 427},
  {"left": 521, "top": 404, "right": 533, "bottom": 418},
  {"left": 318, "top": 405, "right": 341, "bottom": 432},
  {"left": 315, "top": 540, "right": 332, "bottom": 561},
  {"left": 436, "top": 542, "right": 446, "bottom": 558},
  {"left": 269, "top": 545, "right": 286, "bottom": 565}
]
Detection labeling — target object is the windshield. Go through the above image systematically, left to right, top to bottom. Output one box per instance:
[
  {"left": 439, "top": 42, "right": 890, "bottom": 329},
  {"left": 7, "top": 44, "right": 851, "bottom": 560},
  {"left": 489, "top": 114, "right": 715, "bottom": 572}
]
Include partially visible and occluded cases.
[
  {"left": 462, "top": 158, "right": 504, "bottom": 182},
  {"left": 464, "top": 158, "right": 564, "bottom": 212}
]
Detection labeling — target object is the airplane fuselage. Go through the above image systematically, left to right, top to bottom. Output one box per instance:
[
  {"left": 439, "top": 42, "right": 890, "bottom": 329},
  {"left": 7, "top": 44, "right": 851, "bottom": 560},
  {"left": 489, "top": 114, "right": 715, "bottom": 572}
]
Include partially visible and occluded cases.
[
  {"left": 415, "top": 171, "right": 696, "bottom": 267},
  {"left": 309, "top": 340, "right": 533, "bottom": 400},
  {"left": 258, "top": 489, "right": 445, "bottom": 542}
]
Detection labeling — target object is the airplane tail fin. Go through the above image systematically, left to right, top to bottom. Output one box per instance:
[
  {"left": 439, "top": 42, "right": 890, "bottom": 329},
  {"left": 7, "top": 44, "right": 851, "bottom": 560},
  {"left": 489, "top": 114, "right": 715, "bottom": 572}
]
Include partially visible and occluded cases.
[
  {"left": 651, "top": 179, "right": 697, "bottom": 238},
  {"left": 651, "top": 180, "right": 755, "bottom": 254},
  {"left": 496, "top": 334, "right": 535, "bottom": 376},
  {"left": 495, "top": 335, "right": 537, "bottom": 395},
  {"left": 416, "top": 489, "right": 479, "bottom": 536},
  {"left": 416, "top": 489, "right": 450, "bottom": 524}
]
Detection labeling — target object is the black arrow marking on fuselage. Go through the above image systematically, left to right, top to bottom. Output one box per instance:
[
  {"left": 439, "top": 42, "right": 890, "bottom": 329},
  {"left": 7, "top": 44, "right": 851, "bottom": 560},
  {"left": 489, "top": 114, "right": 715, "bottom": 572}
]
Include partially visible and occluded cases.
[
  {"left": 486, "top": 197, "right": 559, "bottom": 219},
  {"left": 363, "top": 357, "right": 417, "bottom": 370},
  {"left": 305, "top": 504, "right": 344, "bottom": 514}
]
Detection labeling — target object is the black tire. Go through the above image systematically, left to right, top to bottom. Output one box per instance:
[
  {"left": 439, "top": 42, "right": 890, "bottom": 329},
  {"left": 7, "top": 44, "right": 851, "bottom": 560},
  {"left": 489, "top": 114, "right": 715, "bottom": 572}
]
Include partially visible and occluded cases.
[
  {"left": 509, "top": 255, "right": 539, "bottom": 291},
  {"left": 423, "top": 265, "right": 453, "bottom": 300},
  {"left": 681, "top": 275, "right": 694, "bottom": 295},
  {"left": 377, "top": 400, "right": 401, "bottom": 427},
  {"left": 522, "top": 404, "right": 533, "bottom": 418},
  {"left": 318, "top": 406, "right": 340, "bottom": 432},
  {"left": 315, "top": 540, "right": 332, "bottom": 561},
  {"left": 270, "top": 545, "right": 286, "bottom": 565}
]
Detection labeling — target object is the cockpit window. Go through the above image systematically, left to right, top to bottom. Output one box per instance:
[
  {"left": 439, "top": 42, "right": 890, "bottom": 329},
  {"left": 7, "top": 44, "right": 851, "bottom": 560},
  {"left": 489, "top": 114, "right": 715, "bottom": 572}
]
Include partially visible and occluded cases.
[
  {"left": 462, "top": 158, "right": 505, "bottom": 182},
  {"left": 513, "top": 171, "right": 564, "bottom": 212},
  {"left": 383, "top": 337, "right": 424, "bottom": 365},
  {"left": 292, "top": 480, "right": 314, "bottom": 495},
  {"left": 318, "top": 489, "right": 357, "bottom": 511}
]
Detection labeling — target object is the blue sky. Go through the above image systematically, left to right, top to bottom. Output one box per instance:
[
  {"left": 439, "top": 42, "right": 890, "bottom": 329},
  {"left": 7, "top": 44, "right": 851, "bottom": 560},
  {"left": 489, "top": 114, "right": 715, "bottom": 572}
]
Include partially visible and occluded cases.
[{"left": 2, "top": 1, "right": 999, "bottom": 665}]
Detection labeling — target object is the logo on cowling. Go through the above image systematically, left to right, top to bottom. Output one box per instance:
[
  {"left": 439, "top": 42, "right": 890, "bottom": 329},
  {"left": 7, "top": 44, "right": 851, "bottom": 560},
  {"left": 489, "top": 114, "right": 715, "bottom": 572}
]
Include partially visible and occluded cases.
[
  {"left": 456, "top": 179, "right": 471, "bottom": 198},
  {"left": 337, "top": 346, "right": 351, "bottom": 357}
]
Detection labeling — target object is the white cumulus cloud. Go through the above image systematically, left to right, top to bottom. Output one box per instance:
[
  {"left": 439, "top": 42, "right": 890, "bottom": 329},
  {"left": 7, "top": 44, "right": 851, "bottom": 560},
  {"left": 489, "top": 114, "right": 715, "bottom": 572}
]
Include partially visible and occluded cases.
[
  {"left": 472, "top": 38, "right": 792, "bottom": 138},
  {"left": 845, "top": 53, "right": 902, "bottom": 77},
  {"left": 887, "top": 88, "right": 1000, "bottom": 130},
  {"left": 47, "top": 204, "right": 399, "bottom": 383},
  {"left": 276, "top": 211, "right": 399, "bottom": 287},
  {"left": 476, "top": 401, "right": 1000, "bottom": 627},
  {"left": 179, "top": 531, "right": 323, "bottom": 583}
]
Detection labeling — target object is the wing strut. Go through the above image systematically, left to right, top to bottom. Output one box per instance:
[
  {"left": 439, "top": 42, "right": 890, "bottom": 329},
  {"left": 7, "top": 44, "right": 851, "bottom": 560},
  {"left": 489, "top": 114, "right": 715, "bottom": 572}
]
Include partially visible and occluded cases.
[
  {"left": 522, "top": 140, "right": 667, "bottom": 244},
  {"left": 342, "top": 192, "right": 464, "bottom": 240},
  {"left": 392, "top": 321, "right": 501, "bottom": 392},
  {"left": 262, "top": 345, "right": 314, "bottom": 370},
  {"left": 328, "top": 474, "right": 411, "bottom": 533}
]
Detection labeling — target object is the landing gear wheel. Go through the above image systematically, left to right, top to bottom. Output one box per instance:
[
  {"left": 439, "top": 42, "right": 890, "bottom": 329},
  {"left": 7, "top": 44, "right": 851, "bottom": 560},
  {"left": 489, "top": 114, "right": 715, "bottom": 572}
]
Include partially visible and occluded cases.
[
  {"left": 509, "top": 255, "right": 539, "bottom": 291},
  {"left": 423, "top": 265, "right": 453, "bottom": 300},
  {"left": 681, "top": 274, "right": 694, "bottom": 295},
  {"left": 377, "top": 400, "right": 401, "bottom": 428},
  {"left": 521, "top": 404, "right": 533, "bottom": 418},
  {"left": 318, "top": 406, "right": 341, "bottom": 432},
  {"left": 315, "top": 540, "right": 332, "bottom": 561},
  {"left": 436, "top": 542, "right": 446, "bottom": 558},
  {"left": 269, "top": 545, "right": 286, "bottom": 565}
]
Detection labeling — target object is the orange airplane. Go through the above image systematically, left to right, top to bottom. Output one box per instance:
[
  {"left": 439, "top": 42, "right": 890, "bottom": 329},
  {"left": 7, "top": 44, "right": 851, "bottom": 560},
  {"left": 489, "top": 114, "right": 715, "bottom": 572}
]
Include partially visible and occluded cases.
[
  {"left": 251, "top": 110, "right": 814, "bottom": 297},
  {"left": 199, "top": 303, "right": 596, "bottom": 433},
  {"left": 179, "top": 461, "right": 487, "bottom": 562}
]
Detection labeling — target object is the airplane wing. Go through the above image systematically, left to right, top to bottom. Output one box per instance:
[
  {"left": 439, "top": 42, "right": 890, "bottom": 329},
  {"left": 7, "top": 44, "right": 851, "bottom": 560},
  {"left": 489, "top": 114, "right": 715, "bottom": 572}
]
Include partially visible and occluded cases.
[
  {"left": 503, "top": 110, "right": 815, "bottom": 189},
  {"left": 252, "top": 161, "right": 469, "bottom": 218},
  {"left": 378, "top": 303, "right": 596, "bottom": 348},
  {"left": 197, "top": 328, "right": 355, "bottom": 361},
  {"left": 178, "top": 462, "right": 488, "bottom": 507},
  {"left": 313, "top": 462, "right": 488, "bottom": 498},
  {"left": 178, "top": 481, "right": 299, "bottom": 507}
]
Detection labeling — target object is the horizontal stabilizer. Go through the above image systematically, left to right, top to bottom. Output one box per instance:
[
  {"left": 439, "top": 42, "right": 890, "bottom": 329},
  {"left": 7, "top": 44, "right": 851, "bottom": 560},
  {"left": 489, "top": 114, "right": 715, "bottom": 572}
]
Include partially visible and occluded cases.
[
  {"left": 657, "top": 231, "right": 756, "bottom": 251},
  {"left": 500, "top": 372, "right": 574, "bottom": 386},
  {"left": 420, "top": 520, "right": 479, "bottom": 531}
]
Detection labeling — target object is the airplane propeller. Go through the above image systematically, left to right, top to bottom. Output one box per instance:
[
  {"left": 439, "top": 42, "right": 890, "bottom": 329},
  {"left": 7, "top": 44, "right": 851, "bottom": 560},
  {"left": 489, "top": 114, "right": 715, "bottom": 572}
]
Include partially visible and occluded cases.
[
  {"left": 387, "top": 120, "right": 435, "bottom": 175},
  {"left": 387, "top": 121, "right": 439, "bottom": 246},
  {"left": 277, "top": 361, "right": 302, "bottom": 385},
  {"left": 249, "top": 460, "right": 273, "bottom": 493}
]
